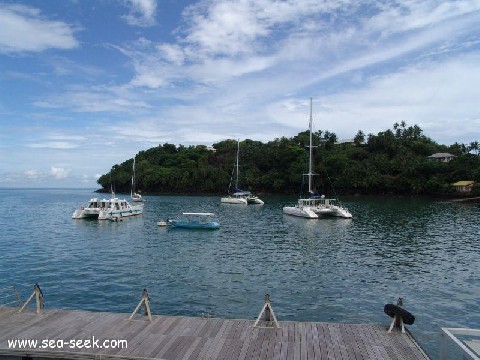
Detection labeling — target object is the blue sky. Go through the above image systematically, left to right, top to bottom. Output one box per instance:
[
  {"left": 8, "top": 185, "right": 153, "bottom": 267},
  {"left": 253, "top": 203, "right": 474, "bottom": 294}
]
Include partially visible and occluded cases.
[{"left": 1, "top": 0, "right": 480, "bottom": 188}]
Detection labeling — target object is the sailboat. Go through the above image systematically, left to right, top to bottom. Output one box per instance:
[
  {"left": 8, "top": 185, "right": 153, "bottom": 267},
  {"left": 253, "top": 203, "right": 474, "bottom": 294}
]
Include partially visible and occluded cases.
[
  {"left": 283, "top": 98, "right": 319, "bottom": 218},
  {"left": 283, "top": 98, "right": 352, "bottom": 219},
  {"left": 221, "top": 140, "right": 264, "bottom": 205},
  {"left": 131, "top": 157, "right": 144, "bottom": 202}
]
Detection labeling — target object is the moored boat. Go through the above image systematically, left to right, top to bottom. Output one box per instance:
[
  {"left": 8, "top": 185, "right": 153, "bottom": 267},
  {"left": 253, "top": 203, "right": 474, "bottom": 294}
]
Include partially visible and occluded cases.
[
  {"left": 283, "top": 98, "right": 318, "bottom": 219},
  {"left": 221, "top": 139, "right": 263, "bottom": 205},
  {"left": 221, "top": 190, "right": 249, "bottom": 204},
  {"left": 73, "top": 193, "right": 143, "bottom": 220},
  {"left": 168, "top": 213, "right": 220, "bottom": 229}
]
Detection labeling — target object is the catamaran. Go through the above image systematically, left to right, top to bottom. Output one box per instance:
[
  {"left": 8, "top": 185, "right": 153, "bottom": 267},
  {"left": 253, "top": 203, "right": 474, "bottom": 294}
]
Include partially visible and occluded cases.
[
  {"left": 283, "top": 98, "right": 319, "bottom": 219},
  {"left": 283, "top": 98, "right": 353, "bottom": 219},
  {"left": 221, "top": 139, "right": 264, "bottom": 205}
]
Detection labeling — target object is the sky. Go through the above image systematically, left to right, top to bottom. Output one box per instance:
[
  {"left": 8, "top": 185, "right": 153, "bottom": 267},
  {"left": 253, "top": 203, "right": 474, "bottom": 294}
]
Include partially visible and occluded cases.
[{"left": 1, "top": 0, "right": 480, "bottom": 188}]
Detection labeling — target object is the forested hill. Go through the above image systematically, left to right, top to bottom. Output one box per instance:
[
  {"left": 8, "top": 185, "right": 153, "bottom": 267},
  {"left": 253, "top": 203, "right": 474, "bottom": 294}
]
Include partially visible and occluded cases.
[{"left": 97, "top": 123, "right": 480, "bottom": 196}]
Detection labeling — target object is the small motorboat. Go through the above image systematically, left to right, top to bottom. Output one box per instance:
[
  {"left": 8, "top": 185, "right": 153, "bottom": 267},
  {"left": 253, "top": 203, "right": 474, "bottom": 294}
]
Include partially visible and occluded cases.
[{"left": 168, "top": 213, "right": 220, "bottom": 230}]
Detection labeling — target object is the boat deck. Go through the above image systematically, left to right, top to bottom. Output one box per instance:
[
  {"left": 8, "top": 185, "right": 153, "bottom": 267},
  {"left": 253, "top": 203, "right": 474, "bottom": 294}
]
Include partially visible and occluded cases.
[{"left": 0, "top": 307, "right": 429, "bottom": 359}]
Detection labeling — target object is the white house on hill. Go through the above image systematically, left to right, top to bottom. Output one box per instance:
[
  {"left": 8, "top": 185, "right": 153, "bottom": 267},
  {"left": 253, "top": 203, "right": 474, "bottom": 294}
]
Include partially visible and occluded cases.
[{"left": 428, "top": 153, "right": 455, "bottom": 162}]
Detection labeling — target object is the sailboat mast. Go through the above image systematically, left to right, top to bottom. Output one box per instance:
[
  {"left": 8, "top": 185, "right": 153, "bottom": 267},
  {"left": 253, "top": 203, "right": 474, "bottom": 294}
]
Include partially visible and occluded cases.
[
  {"left": 308, "top": 98, "right": 313, "bottom": 194},
  {"left": 235, "top": 139, "right": 240, "bottom": 189},
  {"left": 131, "top": 157, "right": 135, "bottom": 197}
]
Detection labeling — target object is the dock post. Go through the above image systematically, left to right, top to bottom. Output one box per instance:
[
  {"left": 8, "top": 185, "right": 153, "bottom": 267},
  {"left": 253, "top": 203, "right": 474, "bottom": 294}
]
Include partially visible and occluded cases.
[
  {"left": 18, "top": 284, "right": 44, "bottom": 314},
  {"left": 129, "top": 288, "right": 152, "bottom": 321},
  {"left": 253, "top": 294, "right": 280, "bottom": 328},
  {"left": 388, "top": 297, "right": 405, "bottom": 333}
]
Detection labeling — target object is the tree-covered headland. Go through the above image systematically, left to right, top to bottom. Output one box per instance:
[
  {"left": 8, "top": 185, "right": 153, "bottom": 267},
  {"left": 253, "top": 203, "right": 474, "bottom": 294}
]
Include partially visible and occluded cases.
[{"left": 97, "top": 122, "right": 480, "bottom": 197}]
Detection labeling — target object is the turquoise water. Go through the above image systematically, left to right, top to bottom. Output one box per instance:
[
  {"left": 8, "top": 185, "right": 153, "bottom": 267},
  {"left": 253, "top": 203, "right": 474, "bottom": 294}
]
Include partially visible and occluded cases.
[{"left": 0, "top": 188, "right": 479, "bottom": 358}]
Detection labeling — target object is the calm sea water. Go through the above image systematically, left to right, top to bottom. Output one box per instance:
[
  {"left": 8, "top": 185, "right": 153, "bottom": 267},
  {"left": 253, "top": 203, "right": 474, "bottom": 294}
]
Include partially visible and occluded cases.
[{"left": 0, "top": 188, "right": 479, "bottom": 358}]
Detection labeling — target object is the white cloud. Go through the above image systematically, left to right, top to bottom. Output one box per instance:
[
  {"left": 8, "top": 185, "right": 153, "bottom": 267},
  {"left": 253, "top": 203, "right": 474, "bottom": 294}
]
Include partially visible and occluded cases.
[
  {"left": 119, "top": 0, "right": 480, "bottom": 94},
  {"left": 122, "top": 0, "right": 157, "bottom": 27},
  {"left": 0, "top": 4, "right": 78, "bottom": 54},
  {"left": 301, "top": 54, "right": 480, "bottom": 145},
  {"left": 34, "top": 89, "right": 151, "bottom": 113},
  {"left": 28, "top": 142, "right": 78, "bottom": 149},
  {"left": 50, "top": 167, "right": 70, "bottom": 179},
  {"left": 24, "top": 170, "right": 41, "bottom": 179}
]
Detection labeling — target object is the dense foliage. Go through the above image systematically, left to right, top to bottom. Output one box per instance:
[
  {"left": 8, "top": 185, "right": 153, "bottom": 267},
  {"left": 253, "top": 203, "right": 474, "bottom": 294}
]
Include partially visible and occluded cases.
[{"left": 97, "top": 122, "right": 480, "bottom": 197}]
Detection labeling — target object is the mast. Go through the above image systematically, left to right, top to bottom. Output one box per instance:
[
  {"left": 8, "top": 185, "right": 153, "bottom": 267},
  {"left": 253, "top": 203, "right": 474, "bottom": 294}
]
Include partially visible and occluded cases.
[
  {"left": 308, "top": 98, "right": 313, "bottom": 194},
  {"left": 235, "top": 139, "right": 240, "bottom": 189},
  {"left": 131, "top": 157, "right": 135, "bottom": 197}
]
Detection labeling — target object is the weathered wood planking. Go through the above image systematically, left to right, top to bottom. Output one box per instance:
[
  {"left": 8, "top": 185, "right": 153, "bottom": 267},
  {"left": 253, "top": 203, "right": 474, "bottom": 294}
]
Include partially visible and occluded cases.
[{"left": 0, "top": 307, "right": 429, "bottom": 359}]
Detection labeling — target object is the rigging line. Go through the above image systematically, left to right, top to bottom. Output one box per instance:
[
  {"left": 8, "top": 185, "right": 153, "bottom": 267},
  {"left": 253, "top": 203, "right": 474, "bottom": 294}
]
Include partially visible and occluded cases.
[
  {"left": 300, "top": 155, "right": 308, "bottom": 198},
  {"left": 227, "top": 162, "right": 235, "bottom": 192},
  {"left": 324, "top": 168, "right": 340, "bottom": 200}
]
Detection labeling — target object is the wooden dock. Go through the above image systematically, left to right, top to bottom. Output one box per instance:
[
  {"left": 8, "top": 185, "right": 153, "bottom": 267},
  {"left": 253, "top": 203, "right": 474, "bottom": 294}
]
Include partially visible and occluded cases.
[{"left": 0, "top": 307, "right": 429, "bottom": 359}]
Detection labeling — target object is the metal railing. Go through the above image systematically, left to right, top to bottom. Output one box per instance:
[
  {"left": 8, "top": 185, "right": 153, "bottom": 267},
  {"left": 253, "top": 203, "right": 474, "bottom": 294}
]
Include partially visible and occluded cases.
[{"left": 440, "top": 327, "right": 480, "bottom": 360}]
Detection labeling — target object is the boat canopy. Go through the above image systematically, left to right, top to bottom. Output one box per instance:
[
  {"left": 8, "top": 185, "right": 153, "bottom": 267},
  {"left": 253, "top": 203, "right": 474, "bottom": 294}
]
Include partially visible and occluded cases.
[
  {"left": 233, "top": 189, "right": 251, "bottom": 196},
  {"left": 309, "top": 192, "right": 325, "bottom": 199},
  {"left": 182, "top": 212, "right": 215, "bottom": 216}
]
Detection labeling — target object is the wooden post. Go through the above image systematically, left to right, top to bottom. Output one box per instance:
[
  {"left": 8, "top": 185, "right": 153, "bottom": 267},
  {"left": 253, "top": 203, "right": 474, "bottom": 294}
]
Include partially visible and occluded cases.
[
  {"left": 18, "top": 284, "right": 43, "bottom": 314},
  {"left": 12, "top": 286, "right": 22, "bottom": 307},
  {"left": 129, "top": 288, "right": 152, "bottom": 321},
  {"left": 253, "top": 294, "right": 280, "bottom": 328}
]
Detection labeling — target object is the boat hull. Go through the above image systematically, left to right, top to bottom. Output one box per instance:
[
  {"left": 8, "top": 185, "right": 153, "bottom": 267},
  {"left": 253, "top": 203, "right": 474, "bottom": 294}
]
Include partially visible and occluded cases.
[
  {"left": 247, "top": 196, "right": 264, "bottom": 205},
  {"left": 221, "top": 197, "right": 248, "bottom": 204},
  {"left": 314, "top": 204, "right": 352, "bottom": 219},
  {"left": 98, "top": 205, "right": 143, "bottom": 220},
  {"left": 283, "top": 206, "right": 318, "bottom": 219},
  {"left": 72, "top": 209, "right": 99, "bottom": 219},
  {"left": 169, "top": 220, "right": 220, "bottom": 229}
]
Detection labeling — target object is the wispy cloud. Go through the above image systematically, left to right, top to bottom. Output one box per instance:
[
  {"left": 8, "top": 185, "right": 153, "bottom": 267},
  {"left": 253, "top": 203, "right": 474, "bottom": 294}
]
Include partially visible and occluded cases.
[
  {"left": 122, "top": 0, "right": 157, "bottom": 27},
  {"left": 0, "top": 3, "right": 78, "bottom": 54},
  {"left": 34, "top": 88, "right": 151, "bottom": 113},
  {"left": 27, "top": 141, "right": 78, "bottom": 149},
  {"left": 50, "top": 166, "right": 70, "bottom": 179}
]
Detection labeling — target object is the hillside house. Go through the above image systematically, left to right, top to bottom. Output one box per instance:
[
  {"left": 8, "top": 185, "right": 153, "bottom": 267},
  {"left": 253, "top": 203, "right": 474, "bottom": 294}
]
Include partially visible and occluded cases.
[
  {"left": 428, "top": 153, "right": 455, "bottom": 162},
  {"left": 451, "top": 181, "right": 474, "bottom": 193}
]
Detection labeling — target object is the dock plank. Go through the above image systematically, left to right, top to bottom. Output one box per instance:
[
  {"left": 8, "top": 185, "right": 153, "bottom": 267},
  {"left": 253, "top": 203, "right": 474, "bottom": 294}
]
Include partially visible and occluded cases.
[{"left": 0, "top": 307, "right": 429, "bottom": 360}]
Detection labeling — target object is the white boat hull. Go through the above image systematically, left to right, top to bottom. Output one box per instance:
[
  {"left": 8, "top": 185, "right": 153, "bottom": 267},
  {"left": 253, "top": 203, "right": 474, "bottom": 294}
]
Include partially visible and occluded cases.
[
  {"left": 247, "top": 196, "right": 264, "bottom": 205},
  {"left": 221, "top": 197, "right": 248, "bottom": 204},
  {"left": 98, "top": 205, "right": 143, "bottom": 220},
  {"left": 314, "top": 205, "right": 352, "bottom": 219},
  {"left": 283, "top": 206, "right": 318, "bottom": 219},
  {"left": 72, "top": 209, "right": 97, "bottom": 219}
]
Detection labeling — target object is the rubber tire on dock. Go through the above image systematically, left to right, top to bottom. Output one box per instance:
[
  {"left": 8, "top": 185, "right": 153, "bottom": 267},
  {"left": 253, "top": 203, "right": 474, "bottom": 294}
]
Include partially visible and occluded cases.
[{"left": 384, "top": 304, "right": 415, "bottom": 325}]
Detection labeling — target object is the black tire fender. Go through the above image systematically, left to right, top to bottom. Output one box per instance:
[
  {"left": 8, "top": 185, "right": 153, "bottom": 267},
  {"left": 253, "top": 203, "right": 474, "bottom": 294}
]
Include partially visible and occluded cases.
[{"left": 384, "top": 304, "right": 415, "bottom": 325}]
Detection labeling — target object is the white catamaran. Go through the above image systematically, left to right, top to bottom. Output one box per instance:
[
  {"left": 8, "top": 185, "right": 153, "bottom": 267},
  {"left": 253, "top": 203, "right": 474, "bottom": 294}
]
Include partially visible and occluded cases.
[
  {"left": 283, "top": 98, "right": 352, "bottom": 219},
  {"left": 283, "top": 98, "right": 319, "bottom": 219},
  {"left": 221, "top": 139, "right": 264, "bottom": 205}
]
